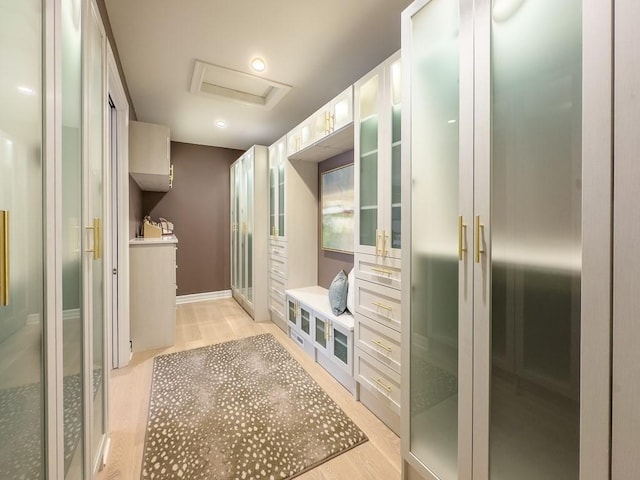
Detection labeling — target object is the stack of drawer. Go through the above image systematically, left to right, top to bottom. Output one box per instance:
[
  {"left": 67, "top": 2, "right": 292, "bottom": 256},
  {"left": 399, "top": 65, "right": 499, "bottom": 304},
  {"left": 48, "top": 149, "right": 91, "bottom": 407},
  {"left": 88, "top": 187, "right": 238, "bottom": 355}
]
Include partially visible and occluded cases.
[
  {"left": 268, "top": 238, "right": 287, "bottom": 331},
  {"left": 353, "top": 252, "right": 402, "bottom": 434}
]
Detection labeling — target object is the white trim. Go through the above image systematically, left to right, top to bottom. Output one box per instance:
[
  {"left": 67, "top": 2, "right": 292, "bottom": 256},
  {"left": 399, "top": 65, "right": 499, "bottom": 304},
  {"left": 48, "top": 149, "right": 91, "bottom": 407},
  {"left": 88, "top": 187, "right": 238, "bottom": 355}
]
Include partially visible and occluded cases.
[
  {"left": 107, "top": 35, "right": 130, "bottom": 369},
  {"left": 176, "top": 290, "right": 232, "bottom": 304}
]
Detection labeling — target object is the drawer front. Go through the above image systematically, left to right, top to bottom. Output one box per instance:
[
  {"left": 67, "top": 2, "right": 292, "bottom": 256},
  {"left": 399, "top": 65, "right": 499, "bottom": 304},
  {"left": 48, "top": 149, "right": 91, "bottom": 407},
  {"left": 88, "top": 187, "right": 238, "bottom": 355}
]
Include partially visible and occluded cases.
[
  {"left": 269, "top": 239, "right": 287, "bottom": 261},
  {"left": 355, "top": 253, "right": 401, "bottom": 290},
  {"left": 269, "top": 254, "right": 287, "bottom": 278},
  {"left": 269, "top": 272, "right": 286, "bottom": 302},
  {"left": 355, "top": 279, "right": 401, "bottom": 332},
  {"left": 269, "top": 293, "right": 285, "bottom": 320},
  {"left": 355, "top": 314, "right": 401, "bottom": 373},
  {"left": 289, "top": 326, "right": 314, "bottom": 358},
  {"left": 355, "top": 350, "right": 400, "bottom": 414}
]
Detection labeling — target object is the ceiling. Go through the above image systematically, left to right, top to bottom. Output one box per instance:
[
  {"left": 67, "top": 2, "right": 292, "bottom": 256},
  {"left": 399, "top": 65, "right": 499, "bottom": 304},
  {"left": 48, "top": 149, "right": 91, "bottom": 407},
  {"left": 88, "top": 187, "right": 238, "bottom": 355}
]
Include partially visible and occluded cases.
[{"left": 104, "top": 0, "right": 414, "bottom": 151}]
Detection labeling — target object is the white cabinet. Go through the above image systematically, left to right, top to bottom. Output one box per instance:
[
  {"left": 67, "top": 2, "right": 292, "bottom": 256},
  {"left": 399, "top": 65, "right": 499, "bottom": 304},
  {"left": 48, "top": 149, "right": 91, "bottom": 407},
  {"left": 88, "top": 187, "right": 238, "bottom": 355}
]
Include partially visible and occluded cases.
[
  {"left": 402, "top": 1, "right": 611, "bottom": 479},
  {"left": 352, "top": 50, "right": 403, "bottom": 435},
  {"left": 355, "top": 51, "right": 401, "bottom": 260},
  {"left": 286, "top": 86, "right": 354, "bottom": 162},
  {"left": 129, "top": 120, "right": 173, "bottom": 192},
  {"left": 266, "top": 136, "right": 317, "bottom": 331},
  {"left": 230, "top": 146, "right": 269, "bottom": 321},
  {"left": 129, "top": 236, "right": 178, "bottom": 351},
  {"left": 286, "top": 287, "right": 355, "bottom": 393}
]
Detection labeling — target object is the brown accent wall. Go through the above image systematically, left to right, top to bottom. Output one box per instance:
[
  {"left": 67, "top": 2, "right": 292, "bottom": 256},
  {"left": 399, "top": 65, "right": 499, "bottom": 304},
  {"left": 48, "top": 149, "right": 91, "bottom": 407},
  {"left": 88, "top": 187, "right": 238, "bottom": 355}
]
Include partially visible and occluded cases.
[
  {"left": 142, "top": 141, "right": 243, "bottom": 296},
  {"left": 317, "top": 150, "right": 355, "bottom": 288},
  {"left": 129, "top": 176, "right": 143, "bottom": 238}
]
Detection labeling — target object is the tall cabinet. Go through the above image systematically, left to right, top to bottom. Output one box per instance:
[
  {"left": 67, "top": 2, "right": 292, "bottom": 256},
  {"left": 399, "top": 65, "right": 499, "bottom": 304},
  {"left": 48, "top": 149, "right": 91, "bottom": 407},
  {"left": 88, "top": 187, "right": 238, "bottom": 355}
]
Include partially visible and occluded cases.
[
  {"left": 402, "top": 1, "right": 612, "bottom": 479},
  {"left": 353, "top": 51, "right": 403, "bottom": 434},
  {"left": 267, "top": 136, "right": 318, "bottom": 331},
  {"left": 230, "top": 146, "right": 269, "bottom": 321}
]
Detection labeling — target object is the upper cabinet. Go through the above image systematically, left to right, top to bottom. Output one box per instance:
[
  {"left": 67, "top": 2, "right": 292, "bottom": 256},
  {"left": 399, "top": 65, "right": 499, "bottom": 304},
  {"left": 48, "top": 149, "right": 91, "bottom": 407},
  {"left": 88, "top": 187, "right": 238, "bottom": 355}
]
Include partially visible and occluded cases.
[
  {"left": 355, "top": 51, "right": 402, "bottom": 260},
  {"left": 287, "top": 86, "right": 354, "bottom": 162},
  {"left": 129, "top": 120, "right": 173, "bottom": 192}
]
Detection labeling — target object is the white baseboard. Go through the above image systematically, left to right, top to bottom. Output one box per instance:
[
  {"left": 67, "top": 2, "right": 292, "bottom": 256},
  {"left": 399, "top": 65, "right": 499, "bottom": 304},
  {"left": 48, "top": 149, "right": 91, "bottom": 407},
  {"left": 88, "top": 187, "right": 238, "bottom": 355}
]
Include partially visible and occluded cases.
[{"left": 176, "top": 290, "right": 232, "bottom": 305}]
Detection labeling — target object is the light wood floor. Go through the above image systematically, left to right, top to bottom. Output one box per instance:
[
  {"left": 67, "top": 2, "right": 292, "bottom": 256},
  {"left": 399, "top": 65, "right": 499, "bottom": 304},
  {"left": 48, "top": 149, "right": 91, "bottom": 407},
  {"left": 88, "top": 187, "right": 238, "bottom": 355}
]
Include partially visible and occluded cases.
[{"left": 97, "top": 297, "right": 401, "bottom": 480}]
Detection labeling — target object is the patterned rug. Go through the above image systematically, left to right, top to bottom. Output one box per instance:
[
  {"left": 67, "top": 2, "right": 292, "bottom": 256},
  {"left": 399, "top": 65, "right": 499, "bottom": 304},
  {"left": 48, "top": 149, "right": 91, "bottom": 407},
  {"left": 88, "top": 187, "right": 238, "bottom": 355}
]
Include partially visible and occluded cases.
[{"left": 141, "top": 334, "right": 367, "bottom": 480}]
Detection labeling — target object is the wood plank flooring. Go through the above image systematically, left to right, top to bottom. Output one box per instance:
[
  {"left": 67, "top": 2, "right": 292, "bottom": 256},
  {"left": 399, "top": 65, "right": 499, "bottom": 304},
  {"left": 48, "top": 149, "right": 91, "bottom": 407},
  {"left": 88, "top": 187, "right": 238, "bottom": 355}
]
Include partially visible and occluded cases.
[{"left": 97, "top": 298, "right": 401, "bottom": 480}]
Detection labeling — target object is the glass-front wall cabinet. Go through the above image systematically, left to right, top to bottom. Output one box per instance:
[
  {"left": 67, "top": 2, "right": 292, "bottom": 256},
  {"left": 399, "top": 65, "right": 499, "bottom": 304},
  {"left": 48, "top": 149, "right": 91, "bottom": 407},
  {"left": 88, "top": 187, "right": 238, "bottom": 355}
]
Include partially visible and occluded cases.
[
  {"left": 403, "top": 0, "right": 609, "bottom": 479},
  {"left": 356, "top": 52, "right": 402, "bottom": 259},
  {"left": 268, "top": 137, "right": 285, "bottom": 239}
]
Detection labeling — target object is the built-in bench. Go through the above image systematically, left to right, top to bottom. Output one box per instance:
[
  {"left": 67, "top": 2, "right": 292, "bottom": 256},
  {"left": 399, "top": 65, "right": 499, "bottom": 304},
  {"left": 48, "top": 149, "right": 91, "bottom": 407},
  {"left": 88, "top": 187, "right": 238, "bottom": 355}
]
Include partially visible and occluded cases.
[{"left": 285, "top": 286, "right": 355, "bottom": 394}]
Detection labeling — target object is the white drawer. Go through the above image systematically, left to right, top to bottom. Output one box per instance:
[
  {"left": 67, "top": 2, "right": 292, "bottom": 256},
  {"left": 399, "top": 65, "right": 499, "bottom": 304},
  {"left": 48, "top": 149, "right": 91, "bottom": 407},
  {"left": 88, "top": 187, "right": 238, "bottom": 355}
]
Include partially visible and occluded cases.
[
  {"left": 269, "top": 239, "right": 287, "bottom": 260},
  {"left": 355, "top": 253, "right": 401, "bottom": 290},
  {"left": 269, "top": 254, "right": 287, "bottom": 278},
  {"left": 269, "top": 273, "right": 286, "bottom": 301},
  {"left": 355, "top": 279, "right": 401, "bottom": 332},
  {"left": 269, "top": 293, "right": 285, "bottom": 320},
  {"left": 355, "top": 314, "right": 401, "bottom": 374},
  {"left": 355, "top": 350, "right": 400, "bottom": 415}
]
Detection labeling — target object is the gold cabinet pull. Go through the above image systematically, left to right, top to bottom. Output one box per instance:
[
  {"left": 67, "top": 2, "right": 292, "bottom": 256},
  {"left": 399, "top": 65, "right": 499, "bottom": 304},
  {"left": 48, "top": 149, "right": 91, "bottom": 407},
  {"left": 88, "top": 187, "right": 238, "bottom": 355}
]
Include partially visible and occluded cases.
[
  {"left": 0, "top": 211, "right": 9, "bottom": 306},
  {"left": 475, "top": 215, "right": 485, "bottom": 263},
  {"left": 458, "top": 216, "right": 467, "bottom": 261},
  {"left": 85, "top": 218, "right": 102, "bottom": 260},
  {"left": 375, "top": 229, "right": 381, "bottom": 256},
  {"left": 382, "top": 230, "right": 388, "bottom": 257},
  {"left": 371, "top": 267, "right": 393, "bottom": 275},
  {"left": 372, "top": 301, "right": 393, "bottom": 312},
  {"left": 324, "top": 320, "right": 330, "bottom": 341},
  {"left": 373, "top": 340, "right": 392, "bottom": 353},
  {"left": 373, "top": 377, "right": 392, "bottom": 393}
]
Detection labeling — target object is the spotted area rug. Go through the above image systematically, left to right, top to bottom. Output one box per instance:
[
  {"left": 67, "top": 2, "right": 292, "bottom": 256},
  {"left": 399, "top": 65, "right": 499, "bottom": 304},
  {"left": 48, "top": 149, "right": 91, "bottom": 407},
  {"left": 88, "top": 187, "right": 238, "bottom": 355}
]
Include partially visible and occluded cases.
[{"left": 141, "top": 334, "right": 368, "bottom": 479}]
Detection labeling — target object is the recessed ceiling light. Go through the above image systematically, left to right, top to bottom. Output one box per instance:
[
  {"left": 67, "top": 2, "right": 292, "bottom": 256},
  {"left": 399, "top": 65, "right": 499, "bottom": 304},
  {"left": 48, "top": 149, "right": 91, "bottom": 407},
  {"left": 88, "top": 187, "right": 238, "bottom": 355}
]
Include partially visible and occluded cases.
[
  {"left": 250, "top": 57, "right": 266, "bottom": 73},
  {"left": 17, "top": 86, "right": 35, "bottom": 95},
  {"left": 215, "top": 120, "right": 227, "bottom": 128}
]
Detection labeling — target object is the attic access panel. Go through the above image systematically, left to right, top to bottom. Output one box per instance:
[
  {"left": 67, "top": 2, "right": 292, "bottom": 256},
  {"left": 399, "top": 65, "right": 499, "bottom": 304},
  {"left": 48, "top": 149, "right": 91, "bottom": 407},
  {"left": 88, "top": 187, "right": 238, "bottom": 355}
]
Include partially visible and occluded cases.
[{"left": 190, "top": 60, "right": 292, "bottom": 109}]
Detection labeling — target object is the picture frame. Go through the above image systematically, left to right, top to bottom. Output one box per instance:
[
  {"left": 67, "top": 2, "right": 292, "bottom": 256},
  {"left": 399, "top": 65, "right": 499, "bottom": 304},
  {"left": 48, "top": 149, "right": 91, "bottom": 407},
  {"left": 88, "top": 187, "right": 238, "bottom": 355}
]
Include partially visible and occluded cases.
[{"left": 321, "top": 164, "right": 354, "bottom": 253}]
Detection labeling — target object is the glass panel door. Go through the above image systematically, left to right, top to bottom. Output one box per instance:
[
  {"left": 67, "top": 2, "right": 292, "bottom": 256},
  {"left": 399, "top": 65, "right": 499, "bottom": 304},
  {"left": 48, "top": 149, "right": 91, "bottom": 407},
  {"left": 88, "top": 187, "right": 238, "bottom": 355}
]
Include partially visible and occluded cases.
[
  {"left": 62, "top": 0, "right": 85, "bottom": 475},
  {"left": 408, "top": 0, "right": 461, "bottom": 478},
  {"left": 0, "top": 1, "right": 45, "bottom": 477},
  {"left": 488, "top": 1, "right": 582, "bottom": 478},
  {"left": 86, "top": 3, "right": 106, "bottom": 471},
  {"left": 389, "top": 58, "right": 402, "bottom": 252},
  {"left": 358, "top": 73, "right": 380, "bottom": 251},
  {"left": 277, "top": 141, "right": 285, "bottom": 238},
  {"left": 268, "top": 146, "right": 276, "bottom": 236},
  {"left": 245, "top": 151, "right": 254, "bottom": 304},
  {"left": 230, "top": 163, "right": 237, "bottom": 290},
  {"left": 287, "top": 300, "right": 297, "bottom": 327},
  {"left": 300, "top": 307, "right": 310, "bottom": 336},
  {"left": 315, "top": 316, "right": 327, "bottom": 350},
  {"left": 332, "top": 327, "right": 349, "bottom": 365}
]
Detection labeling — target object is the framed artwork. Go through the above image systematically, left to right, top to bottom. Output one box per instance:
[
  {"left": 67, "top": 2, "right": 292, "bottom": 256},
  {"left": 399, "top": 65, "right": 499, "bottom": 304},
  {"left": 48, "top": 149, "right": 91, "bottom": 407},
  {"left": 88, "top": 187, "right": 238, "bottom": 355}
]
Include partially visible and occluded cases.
[{"left": 321, "top": 164, "right": 354, "bottom": 253}]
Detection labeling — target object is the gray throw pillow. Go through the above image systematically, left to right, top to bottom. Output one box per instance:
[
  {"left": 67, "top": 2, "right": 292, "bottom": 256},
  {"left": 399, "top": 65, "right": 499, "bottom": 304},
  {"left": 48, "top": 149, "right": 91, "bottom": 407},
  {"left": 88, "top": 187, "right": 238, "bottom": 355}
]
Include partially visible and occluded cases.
[{"left": 328, "top": 270, "right": 348, "bottom": 316}]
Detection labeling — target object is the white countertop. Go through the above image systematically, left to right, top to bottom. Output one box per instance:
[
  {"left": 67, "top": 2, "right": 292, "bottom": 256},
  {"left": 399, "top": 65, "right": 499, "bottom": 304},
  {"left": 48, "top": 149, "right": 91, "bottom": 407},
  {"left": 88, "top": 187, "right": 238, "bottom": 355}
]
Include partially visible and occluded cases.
[{"left": 129, "top": 234, "right": 179, "bottom": 246}]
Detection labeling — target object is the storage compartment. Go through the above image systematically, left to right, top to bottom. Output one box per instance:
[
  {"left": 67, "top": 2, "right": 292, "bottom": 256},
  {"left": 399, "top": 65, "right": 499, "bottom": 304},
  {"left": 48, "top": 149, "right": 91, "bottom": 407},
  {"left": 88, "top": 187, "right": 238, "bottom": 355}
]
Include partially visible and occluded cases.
[
  {"left": 355, "top": 252, "right": 402, "bottom": 290},
  {"left": 355, "top": 278, "right": 402, "bottom": 331},
  {"left": 355, "top": 313, "right": 401, "bottom": 373},
  {"left": 355, "top": 349, "right": 401, "bottom": 415}
]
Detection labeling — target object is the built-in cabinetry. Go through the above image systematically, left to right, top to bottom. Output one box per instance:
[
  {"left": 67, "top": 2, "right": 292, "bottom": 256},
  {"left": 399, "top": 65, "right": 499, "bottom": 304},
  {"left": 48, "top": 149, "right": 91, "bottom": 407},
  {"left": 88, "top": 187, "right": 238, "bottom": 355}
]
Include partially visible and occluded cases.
[
  {"left": 401, "top": 1, "right": 611, "bottom": 479},
  {"left": 353, "top": 51, "right": 403, "bottom": 434},
  {"left": 287, "top": 86, "right": 354, "bottom": 161},
  {"left": 129, "top": 120, "right": 173, "bottom": 191},
  {"left": 267, "top": 137, "right": 318, "bottom": 331},
  {"left": 230, "top": 146, "right": 269, "bottom": 321},
  {"left": 129, "top": 236, "right": 178, "bottom": 351},
  {"left": 286, "top": 287, "right": 355, "bottom": 393}
]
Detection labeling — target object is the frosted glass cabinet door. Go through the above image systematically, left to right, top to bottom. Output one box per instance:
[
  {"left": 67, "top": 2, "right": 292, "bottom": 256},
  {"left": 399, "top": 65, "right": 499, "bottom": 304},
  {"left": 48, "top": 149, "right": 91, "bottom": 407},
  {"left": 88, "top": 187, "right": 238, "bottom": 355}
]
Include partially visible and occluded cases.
[
  {"left": 406, "top": 0, "right": 462, "bottom": 478},
  {"left": 0, "top": 1, "right": 46, "bottom": 477},
  {"left": 389, "top": 57, "right": 402, "bottom": 253},
  {"left": 356, "top": 72, "right": 381, "bottom": 254},
  {"left": 277, "top": 140, "right": 285, "bottom": 238},
  {"left": 268, "top": 145, "right": 277, "bottom": 236},
  {"left": 245, "top": 151, "right": 254, "bottom": 304}
]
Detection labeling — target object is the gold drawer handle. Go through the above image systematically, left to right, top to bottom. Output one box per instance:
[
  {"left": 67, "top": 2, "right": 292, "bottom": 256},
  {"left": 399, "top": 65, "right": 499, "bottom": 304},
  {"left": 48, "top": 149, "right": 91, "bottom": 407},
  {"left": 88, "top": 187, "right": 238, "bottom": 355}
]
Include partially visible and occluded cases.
[
  {"left": 85, "top": 218, "right": 102, "bottom": 260},
  {"left": 371, "top": 267, "right": 393, "bottom": 275},
  {"left": 372, "top": 301, "right": 393, "bottom": 312},
  {"left": 373, "top": 340, "right": 392, "bottom": 353},
  {"left": 373, "top": 377, "right": 392, "bottom": 393}
]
